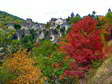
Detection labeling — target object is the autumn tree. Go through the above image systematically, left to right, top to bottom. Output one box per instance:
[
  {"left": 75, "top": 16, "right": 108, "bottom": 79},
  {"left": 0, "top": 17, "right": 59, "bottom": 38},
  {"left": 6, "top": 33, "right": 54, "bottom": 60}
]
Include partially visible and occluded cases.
[
  {"left": 60, "top": 16, "right": 105, "bottom": 78},
  {"left": 0, "top": 50, "right": 45, "bottom": 84}
]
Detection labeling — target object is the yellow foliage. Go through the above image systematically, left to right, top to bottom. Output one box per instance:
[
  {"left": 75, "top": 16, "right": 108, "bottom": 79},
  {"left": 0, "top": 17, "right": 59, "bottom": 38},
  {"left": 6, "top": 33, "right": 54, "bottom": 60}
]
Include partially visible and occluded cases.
[
  {"left": 98, "top": 16, "right": 105, "bottom": 21},
  {"left": 3, "top": 50, "right": 45, "bottom": 84}
]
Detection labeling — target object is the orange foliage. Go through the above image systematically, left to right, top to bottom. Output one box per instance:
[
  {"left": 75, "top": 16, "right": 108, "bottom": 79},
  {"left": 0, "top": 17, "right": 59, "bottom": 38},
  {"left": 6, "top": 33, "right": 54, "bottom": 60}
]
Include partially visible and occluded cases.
[
  {"left": 98, "top": 16, "right": 106, "bottom": 22},
  {"left": 3, "top": 50, "right": 45, "bottom": 84}
]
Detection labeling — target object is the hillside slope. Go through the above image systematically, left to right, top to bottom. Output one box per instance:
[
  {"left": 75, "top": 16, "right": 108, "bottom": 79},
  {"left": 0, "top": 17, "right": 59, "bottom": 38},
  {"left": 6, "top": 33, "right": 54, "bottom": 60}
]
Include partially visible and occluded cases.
[{"left": 0, "top": 11, "right": 25, "bottom": 28}]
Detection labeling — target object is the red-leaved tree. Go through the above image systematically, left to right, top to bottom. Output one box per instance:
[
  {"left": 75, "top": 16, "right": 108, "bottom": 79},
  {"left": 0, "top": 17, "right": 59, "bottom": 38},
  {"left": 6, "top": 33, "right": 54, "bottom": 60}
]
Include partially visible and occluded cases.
[{"left": 60, "top": 16, "right": 105, "bottom": 78}]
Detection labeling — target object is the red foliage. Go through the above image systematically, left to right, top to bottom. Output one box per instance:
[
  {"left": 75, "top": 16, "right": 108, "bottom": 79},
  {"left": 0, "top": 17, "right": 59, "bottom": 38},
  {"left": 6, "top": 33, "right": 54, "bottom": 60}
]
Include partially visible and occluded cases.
[{"left": 60, "top": 16, "right": 105, "bottom": 78}]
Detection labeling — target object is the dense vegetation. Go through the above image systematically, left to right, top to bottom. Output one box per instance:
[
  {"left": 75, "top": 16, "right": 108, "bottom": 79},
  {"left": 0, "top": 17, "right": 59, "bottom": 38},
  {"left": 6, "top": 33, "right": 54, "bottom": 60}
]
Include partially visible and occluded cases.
[
  {"left": 0, "top": 10, "right": 112, "bottom": 84},
  {"left": 0, "top": 11, "right": 25, "bottom": 28}
]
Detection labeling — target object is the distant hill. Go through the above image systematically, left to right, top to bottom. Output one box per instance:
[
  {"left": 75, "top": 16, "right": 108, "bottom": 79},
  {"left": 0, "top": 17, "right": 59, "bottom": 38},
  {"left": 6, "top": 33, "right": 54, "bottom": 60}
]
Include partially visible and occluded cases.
[{"left": 0, "top": 11, "right": 25, "bottom": 28}]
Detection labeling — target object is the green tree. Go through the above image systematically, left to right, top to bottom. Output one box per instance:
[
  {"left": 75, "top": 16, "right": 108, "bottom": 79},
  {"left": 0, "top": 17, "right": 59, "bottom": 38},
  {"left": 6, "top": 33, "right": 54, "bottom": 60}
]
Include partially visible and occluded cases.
[
  {"left": 105, "top": 10, "right": 112, "bottom": 24},
  {"left": 69, "top": 15, "right": 81, "bottom": 24},
  {"left": 14, "top": 24, "right": 21, "bottom": 30},
  {"left": 0, "top": 29, "right": 22, "bottom": 60},
  {"left": 21, "top": 35, "right": 34, "bottom": 49},
  {"left": 31, "top": 40, "right": 71, "bottom": 83}
]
